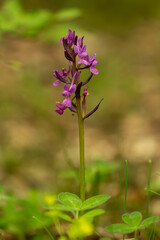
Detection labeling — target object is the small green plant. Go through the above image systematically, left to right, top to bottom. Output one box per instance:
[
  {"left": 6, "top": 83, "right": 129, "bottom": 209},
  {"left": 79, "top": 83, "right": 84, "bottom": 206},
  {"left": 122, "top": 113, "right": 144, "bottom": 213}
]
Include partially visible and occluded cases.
[
  {"left": 43, "top": 192, "right": 110, "bottom": 238},
  {"left": 105, "top": 211, "right": 158, "bottom": 239}
]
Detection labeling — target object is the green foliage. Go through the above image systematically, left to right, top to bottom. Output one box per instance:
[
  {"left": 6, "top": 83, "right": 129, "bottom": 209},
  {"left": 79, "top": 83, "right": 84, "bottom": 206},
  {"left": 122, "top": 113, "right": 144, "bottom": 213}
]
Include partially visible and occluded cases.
[
  {"left": 0, "top": 0, "right": 82, "bottom": 41},
  {"left": 0, "top": 0, "right": 52, "bottom": 37},
  {"left": 0, "top": 190, "right": 53, "bottom": 238},
  {"left": 42, "top": 192, "right": 110, "bottom": 239},
  {"left": 57, "top": 192, "right": 110, "bottom": 212},
  {"left": 58, "top": 192, "right": 82, "bottom": 211},
  {"left": 80, "top": 194, "right": 111, "bottom": 210},
  {"left": 82, "top": 209, "right": 105, "bottom": 218},
  {"left": 105, "top": 211, "right": 158, "bottom": 235},
  {"left": 122, "top": 211, "right": 142, "bottom": 227},
  {"left": 139, "top": 217, "right": 159, "bottom": 230},
  {"left": 106, "top": 223, "right": 134, "bottom": 234}
]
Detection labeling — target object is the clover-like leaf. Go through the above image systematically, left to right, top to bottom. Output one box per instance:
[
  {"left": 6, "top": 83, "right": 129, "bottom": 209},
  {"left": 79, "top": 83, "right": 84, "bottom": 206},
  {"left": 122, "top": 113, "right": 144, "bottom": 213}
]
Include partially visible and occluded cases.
[
  {"left": 58, "top": 192, "right": 82, "bottom": 210},
  {"left": 80, "top": 194, "right": 110, "bottom": 210},
  {"left": 45, "top": 202, "right": 72, "bottom": 212},
  {"left": 82, "top": 209, "right": 105, "bottom": 218},
  {"left": 57, "top": 211, "right": 73, "bottom": 222},
  {"left": 122, "top": 211, "right": 142, "bottom": 227},
  {"left": 139, "top": 216, "right": 159, "bottom": 230},
  {"left": 105, "top": 223, "right": 134, "bottom": 234}
]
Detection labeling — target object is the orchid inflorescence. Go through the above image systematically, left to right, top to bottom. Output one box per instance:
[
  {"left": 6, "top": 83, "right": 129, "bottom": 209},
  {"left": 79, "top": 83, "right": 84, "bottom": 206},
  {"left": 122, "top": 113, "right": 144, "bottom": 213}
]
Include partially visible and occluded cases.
[{"left": 53, "top": 29, "right": 103, "bottom": 118}]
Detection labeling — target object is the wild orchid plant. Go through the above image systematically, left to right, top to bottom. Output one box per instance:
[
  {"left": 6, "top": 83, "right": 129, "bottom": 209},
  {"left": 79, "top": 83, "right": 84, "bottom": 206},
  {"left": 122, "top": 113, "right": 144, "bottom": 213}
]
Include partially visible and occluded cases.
[
  {"left": 51, "top": 29, "right": 110, "bottom": 238},
  {"left": 53, "top": 29, "right": 104, "bottom": 201}
]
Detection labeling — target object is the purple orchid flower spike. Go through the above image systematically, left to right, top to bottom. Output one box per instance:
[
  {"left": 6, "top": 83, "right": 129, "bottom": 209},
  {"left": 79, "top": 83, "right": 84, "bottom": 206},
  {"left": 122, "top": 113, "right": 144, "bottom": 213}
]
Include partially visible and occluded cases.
[{"left": 53, "top": 29, "right": 102, "bottom": 118}]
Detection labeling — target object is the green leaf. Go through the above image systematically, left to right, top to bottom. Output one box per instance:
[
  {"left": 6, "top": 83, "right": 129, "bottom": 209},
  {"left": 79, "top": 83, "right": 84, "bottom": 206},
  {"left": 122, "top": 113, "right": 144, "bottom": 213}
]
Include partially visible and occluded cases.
[
  {"left": 58, "top": 192, "right": 82, "bottom": 210},
  {"left": 80, "top": 194, "right": 110, "bottom": 210},
  {"left": 45, "top": 202, "right": 72, "bottom": 212},
  {"left": 82, "top": 209, "right": 105, "bottom": 218},
  {"left": 122, "top": 211, "right": 142, "bottom": 227},
  {"left": 57, "top": 212, "right": 72, "bottom": 222},
  {"left": 139, "top": 216, "right": 159, "bottom": 229},
  {"left": 105, "top": 223, "right": 134, "bottom": 234}
]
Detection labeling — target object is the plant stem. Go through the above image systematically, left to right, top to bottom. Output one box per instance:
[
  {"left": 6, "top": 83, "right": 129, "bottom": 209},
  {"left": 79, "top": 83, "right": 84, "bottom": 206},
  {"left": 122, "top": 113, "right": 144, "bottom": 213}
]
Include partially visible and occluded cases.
[
  {"left": 73, "top": 61, "right": 85, "bottom": 202},
  {"left": 76, "top": 98, "right": 85, "bottom": 202},
  {"left": 123, "top": 160, "right": 128, "bottom": 240},
  {"left": 123, "top": 160, "right": 128, "bottom": 213},
  {"left": 146, "top": 160, "right": 152, "bottom": 218},
  {"left": 75, "top": 210, "right": 79, "bottom": 219},
  {"left": 32, "top": 216, "right": 55, "bottom": 240},
  {"left": 134, "top": 230, "right": 138, "bottom": 240}
]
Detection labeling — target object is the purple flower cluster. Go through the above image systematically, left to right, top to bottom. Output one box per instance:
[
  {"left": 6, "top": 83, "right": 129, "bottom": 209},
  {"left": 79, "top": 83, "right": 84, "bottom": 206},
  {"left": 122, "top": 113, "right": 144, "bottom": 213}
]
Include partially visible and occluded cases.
[{"left": 53, "top": 29, "right": 101, "bottom": 117}]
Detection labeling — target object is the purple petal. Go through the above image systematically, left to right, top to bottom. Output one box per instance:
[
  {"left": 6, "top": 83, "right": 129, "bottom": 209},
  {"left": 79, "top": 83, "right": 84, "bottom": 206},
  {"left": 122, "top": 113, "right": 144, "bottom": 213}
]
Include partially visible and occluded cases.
[
  {"left": 60, "top": 37, "right": 63, "bottom": 44},
  {"left": 77, "top": 38, "right": 82, "bottom": 47},
  {"left": 82, "top": 45, "right": 87, "bottom": 52},
  {"left": 74, "top": 46, "right": 79, "bottom": 54},
  {"left": 78, "top": 52, "right": 88, "bottom": 58},
  {"left": 90, "top": 54, "right": 96, "bottom": 62},
  {"left": 78, "top": 59, "right": 89, "bottom": 65},
  {"left": 92, "top": 60, "right": 98, "bottom": 67},
  {"left": 90, "top": 67, "right": 99, "bottom": 75},
  {"left": 62, "top": 68, "right": 67, "bottom": 76},
  {"left": 55, "top": 69, "right": 62, "bottom": 76},
  {"left": 71, "top": 71, "right": 77, "bottom": 86},
  {"left": 77, "top": 71, "right": 81, "bottom": 79},
  {"left": 53, "top": 73, "right": 57, "bottom": 79},
  {"left": 53, "top": 80, "right": 61, "bottom": 86},
  {"left": 64, "top": 84, "right": 70, "bottom": 91},
  {"left": 69, "top": 84, "right": 76, "bottom": 93},
  {"left": 83, "top": 86, "right": 89, "bottom": 96},
  {"left": 84, "top": 86, "right": 89, "bottom": 91},
  {"left": 62, "top": 90, "right": 71, "bottom": 97},
  {"left": 63, "top": 98, "right": 72, "bottom": 107},
  {"left": 56, "top": 103, "right": 66, "bottom": 110},
  {"left": 55, "top": 109, "right": 64, "bottom": 115}
]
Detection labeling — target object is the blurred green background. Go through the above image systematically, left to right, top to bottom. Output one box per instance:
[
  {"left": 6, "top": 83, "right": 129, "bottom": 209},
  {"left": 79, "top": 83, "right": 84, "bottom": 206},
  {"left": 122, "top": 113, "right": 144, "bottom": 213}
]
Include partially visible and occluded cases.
[{"left": 1, "top": 0, "right": 160, "bottom": 218}]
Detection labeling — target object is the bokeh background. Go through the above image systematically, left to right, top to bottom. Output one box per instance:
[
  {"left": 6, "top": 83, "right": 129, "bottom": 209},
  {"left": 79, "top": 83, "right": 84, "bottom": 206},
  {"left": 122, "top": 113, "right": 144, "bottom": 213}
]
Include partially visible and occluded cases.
[{"left": 1, "top": 0, "right": 160, "bottom": 224}]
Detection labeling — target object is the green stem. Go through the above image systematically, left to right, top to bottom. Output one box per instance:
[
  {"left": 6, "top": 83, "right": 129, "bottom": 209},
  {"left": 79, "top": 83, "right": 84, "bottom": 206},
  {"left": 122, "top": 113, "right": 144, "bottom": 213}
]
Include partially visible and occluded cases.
[
  {"left": 72, "top": 60, "right": 85, "bottom": 202},
  {"left": 76, "top": 97, "right": 85, "bottom": 202},
  {"left": 123, "top": 160, "right": 128, "bottom": 240},
  {"left": 124, "top": 160, "right": 128, "bottom": 213},
  {"left": 146, "top": 160, "right": 152, "bottom": 218},
  {"left": 75, "top": 210, "right": 79, "bottom": 219},
  {"left": 32, "top": 216, "right": 55, "bottom": 240},
  {"left": 134, "top": 230, "right": 138, "bottom": 240}
]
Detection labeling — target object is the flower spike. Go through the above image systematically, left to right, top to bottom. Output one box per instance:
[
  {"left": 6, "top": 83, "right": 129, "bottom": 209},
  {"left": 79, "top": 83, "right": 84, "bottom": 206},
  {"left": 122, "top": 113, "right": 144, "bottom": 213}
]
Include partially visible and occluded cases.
[{"left": 53, "top": 29, "right": 100, "bottom": 117}]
